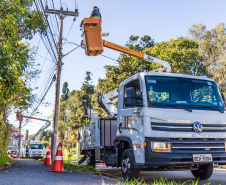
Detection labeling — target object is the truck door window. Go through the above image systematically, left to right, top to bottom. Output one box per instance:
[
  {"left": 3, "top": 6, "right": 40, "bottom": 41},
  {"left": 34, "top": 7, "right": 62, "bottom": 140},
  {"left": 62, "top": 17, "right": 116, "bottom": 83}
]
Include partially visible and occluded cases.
[{"left": 124, "top": 79, "right": 142, "bottom": 108}]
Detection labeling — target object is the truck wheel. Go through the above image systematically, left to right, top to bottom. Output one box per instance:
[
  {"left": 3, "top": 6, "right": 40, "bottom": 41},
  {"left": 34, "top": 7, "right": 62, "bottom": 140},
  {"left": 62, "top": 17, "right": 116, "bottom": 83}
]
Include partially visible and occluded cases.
[
  {"left": 121, "top": 149, "right": 140, "bottom": 180},
  {"left": 86, "top": 156, "right": 95, "bottom": 167},
  {"left": 191, "top": 164, "right": 213, "bottom": 179}
]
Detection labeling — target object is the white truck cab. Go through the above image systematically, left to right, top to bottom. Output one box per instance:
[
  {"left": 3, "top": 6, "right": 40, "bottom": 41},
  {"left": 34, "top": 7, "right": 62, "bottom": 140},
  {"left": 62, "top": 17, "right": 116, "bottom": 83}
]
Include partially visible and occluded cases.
[
  {"left": 79, "top": 72, "right": 226, "bottom": 180},
  {"left": 27, "top": 142, "right": 44, "bottom": 158}
]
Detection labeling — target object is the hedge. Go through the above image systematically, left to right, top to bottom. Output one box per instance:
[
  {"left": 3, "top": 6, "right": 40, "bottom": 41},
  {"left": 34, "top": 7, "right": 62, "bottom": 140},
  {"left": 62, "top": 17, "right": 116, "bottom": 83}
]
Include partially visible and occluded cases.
[{"left": 0, "top": 120, "right": 9, "bottom": 159}]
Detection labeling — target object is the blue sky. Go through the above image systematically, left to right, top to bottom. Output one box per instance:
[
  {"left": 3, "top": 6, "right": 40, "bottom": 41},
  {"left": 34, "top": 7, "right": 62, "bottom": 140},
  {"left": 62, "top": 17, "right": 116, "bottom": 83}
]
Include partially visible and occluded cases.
[{"left": 12, "top": 0, "right": 226, "bottom": 134}]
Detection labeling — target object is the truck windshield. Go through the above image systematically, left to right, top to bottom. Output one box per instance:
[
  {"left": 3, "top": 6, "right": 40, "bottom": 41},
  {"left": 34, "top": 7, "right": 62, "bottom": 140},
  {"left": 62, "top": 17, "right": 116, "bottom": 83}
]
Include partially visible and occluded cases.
[
  {"left": 146, "top": 76, "right": 225, "bottom": 112},
  {"left": 30, "top": 144, "right": 43, "bottom": 149}
]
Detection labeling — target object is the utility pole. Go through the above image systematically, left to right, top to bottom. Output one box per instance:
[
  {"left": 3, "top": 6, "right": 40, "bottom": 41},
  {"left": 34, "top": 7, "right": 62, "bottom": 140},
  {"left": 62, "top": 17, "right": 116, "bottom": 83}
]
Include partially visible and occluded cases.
[
  {"left": 45, "top": 6, "right": 79, "bottom": 160},
  {"left": 17, "top": 109, "right": 22, "bottom": 158}
]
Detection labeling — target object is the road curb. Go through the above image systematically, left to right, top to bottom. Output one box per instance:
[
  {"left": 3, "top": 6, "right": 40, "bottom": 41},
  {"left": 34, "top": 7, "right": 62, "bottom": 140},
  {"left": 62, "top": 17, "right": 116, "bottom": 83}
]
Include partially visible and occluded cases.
[{"left": 0, "top": 159, "right": 15, "bottom": 170}]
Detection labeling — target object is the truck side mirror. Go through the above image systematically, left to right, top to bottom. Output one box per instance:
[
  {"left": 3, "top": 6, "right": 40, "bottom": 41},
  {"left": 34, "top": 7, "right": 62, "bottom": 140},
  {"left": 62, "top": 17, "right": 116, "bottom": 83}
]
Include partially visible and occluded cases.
[{"left": 221, "top": 94, "right": 226, "bottom": 106}]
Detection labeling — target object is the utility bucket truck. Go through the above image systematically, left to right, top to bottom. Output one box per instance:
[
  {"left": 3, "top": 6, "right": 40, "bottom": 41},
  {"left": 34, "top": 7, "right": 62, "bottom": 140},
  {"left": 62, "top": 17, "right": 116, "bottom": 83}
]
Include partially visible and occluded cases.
[
  {"left": 78, "top": 18, "right": 226, "bottom": 180},
  {"left": 21, "top": 116, "right": 51, "bottom": 159}
]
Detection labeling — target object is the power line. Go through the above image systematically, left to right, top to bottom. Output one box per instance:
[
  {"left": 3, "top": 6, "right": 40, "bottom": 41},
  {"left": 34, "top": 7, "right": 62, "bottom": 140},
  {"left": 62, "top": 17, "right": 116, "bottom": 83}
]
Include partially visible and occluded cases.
[
  {"left": 22, "top": 0, "right": 60, "bottom": 126},
  {"left": 34, "top": 0, "right": 58, "bottom": 63},
  {"left": 51, "top": 0, "right": 60, "bottom": 30},
  {"left": 63, "top": 21, "right": 75, "bottom": 45},
  {"left": 64, "top": 41, "right": 119, "bottom": 62},
  {"left": 63, "top": 46, "right": 79, "bottom": 57},
  {"left": 32, "top": 52, "right": 49, "bottom": 89},
  {"left": 38, "top": 54, "right": 55, "bottom": 63},
  {"left": 101, "top": 54, "right": 119, "bottom": 62},
  {"left": 65, "top": 56, "right": 105, "bottom": 72},
  {"left": 40, "top": 67, "right": 56, "bottom": 73},
  {"left": 21, "top": 73, "right": 55, "bottom": 128}
]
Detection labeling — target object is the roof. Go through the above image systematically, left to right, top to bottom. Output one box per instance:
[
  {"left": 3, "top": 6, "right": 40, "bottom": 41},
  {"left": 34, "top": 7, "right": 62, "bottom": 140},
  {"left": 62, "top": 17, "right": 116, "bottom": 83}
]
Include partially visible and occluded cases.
[
  {"left": 119, "top": 72, "right": 215, "bottom": 87},
  {"left": 142, "top": 72, "right": 213, "bottom": 81}
]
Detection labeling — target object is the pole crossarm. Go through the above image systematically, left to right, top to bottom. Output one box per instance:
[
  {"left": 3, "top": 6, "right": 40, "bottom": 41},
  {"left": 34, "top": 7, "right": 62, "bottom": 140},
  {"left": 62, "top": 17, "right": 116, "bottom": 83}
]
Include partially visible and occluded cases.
[{"left": 45, "top": 8, "right": 79, "bottom": 17}]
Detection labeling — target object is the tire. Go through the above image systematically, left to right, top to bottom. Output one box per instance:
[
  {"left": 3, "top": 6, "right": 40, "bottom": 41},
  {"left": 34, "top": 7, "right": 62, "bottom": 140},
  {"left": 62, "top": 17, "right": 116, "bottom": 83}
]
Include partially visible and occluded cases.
[
  {"left": 121, "top": 149, "right": 140, "bottom": 180},
  {"left": 191, "top": 164, "right": 213, "bottom": 179}
]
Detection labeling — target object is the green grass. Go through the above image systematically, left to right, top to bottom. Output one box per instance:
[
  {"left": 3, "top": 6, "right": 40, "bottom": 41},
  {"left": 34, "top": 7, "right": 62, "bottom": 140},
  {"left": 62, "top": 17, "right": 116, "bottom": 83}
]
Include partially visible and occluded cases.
[
  {"left": 62, "top": 148, "right": 82, "bottom": 161},
  {"left": 0, "top": 157, "right": 12, "bottom": 169},
  {"left": 38, "top": 158, "right": 45, "bottom": 162},
  {"left": 63, "top": 160, "right": 99, "bottom": 174},
  {"left": 214, "top": 164, "right": 226, "bottom": 168},
  {"left": 118, "top": 177, "right": 211, "bottom": 185}
]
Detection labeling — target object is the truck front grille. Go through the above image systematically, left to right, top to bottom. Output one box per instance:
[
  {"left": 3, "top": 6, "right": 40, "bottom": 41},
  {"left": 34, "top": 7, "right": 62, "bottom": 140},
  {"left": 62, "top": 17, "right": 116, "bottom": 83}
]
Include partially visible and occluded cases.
[
  {"left": 151, "top": 122, "right": 226, "bottom": 132},
  {"left": 171, "top": 139, "right": 226, "bottom": 154},
  {"left": 32, "top": 151, "right": 42, "bottom": 154}
]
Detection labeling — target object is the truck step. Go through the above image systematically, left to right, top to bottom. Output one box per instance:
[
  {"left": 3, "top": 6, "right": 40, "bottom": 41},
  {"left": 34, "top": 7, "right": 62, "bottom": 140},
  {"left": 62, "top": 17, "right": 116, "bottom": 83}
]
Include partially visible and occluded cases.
[{"left": 78, "top": 155, "right": 87, "bottom": 164}]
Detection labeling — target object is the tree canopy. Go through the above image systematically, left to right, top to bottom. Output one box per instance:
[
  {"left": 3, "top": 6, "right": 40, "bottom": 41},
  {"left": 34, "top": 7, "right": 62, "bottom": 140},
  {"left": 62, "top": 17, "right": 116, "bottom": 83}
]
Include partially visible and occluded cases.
[
  {"left": 0, "top": 0, "right": 46, "bottom": 122},
  {"left": 0, "top": 0, "right": 46, "bottom": 158},
  {"left": 189, "top": 23, "right": 226, "bottom": 93},
  {"left": 58, "top": 72, "right": 95, "bottom": 148}
]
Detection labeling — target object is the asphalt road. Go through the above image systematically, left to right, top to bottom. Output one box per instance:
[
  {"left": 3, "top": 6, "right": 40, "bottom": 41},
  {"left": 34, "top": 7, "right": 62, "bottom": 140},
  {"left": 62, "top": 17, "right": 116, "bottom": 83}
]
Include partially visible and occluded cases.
[
  {"left": 0, "top": 159, "right": 117, "bottom": 185},
  {"left": 2, "top": 159, "right": 226, "bottom": 185},
  {"left": 97, "top": 166, "right": 226, "bottom": 185}
]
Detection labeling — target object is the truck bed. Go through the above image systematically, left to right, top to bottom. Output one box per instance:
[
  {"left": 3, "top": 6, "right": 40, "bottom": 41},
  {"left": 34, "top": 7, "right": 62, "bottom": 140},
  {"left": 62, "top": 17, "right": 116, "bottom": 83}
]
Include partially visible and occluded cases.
[{"left": 80, "top": 118, "right": 117, "bottom": 150}]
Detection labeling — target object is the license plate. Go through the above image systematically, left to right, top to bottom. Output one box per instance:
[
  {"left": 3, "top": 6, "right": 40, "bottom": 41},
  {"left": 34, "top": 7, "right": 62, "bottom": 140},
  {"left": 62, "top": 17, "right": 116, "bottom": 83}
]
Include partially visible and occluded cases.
[{"left": 193, "top": 154, "right": 212, "bottom": 162}]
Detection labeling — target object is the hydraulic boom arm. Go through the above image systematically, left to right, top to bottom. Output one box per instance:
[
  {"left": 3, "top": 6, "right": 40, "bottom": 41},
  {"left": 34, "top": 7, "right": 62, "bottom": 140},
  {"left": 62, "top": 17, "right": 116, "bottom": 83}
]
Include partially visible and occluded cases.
[
  {"left": 80, "top": 18, "right": 171, "bottom": 73},
  {"left": 102, "top": 40, "right": 171, "bottom": 72},
  {"left": 22, "top": 116, "right": 51, "bottom": 146}
]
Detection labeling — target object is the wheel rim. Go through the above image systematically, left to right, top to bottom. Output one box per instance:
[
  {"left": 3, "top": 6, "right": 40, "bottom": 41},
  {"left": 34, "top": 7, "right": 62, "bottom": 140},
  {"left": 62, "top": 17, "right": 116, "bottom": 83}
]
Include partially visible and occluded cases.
[{"left": 122, "top": 157, "right": 131, "bottom": 176}]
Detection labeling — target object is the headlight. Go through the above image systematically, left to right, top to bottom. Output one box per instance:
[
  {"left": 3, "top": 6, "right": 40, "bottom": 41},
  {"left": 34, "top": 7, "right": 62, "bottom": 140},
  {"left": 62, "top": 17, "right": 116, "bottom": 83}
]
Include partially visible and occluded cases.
[{"left": 151, "top": 142, "right": 171, "bottom": 152}]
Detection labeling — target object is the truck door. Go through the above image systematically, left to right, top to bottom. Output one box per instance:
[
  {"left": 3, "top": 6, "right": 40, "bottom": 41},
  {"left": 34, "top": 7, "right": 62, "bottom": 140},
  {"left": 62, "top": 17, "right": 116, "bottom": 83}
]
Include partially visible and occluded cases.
[{"left": 118, "top": 78, "right": 144, "bottom": 163}]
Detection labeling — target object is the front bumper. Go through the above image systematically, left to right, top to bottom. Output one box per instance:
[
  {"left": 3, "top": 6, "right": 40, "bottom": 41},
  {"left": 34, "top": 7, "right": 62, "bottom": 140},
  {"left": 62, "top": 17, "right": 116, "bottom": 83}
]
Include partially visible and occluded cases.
[
  {"left": 136, "top": 138, "right": 226, "bottom": 169},
  {"left": 29, "top": 155, "right": 44, "bottom": 158}
]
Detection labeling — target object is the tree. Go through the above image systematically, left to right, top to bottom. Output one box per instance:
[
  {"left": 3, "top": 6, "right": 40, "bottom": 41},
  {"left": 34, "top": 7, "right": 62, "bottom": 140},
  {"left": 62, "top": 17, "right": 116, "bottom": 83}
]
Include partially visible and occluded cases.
[
  {"left": 0, "top": 0, "right": 46, "bottom": 122},
  {"left": 0, "top": 0, "right": 46, "bottom": 158},
  {"left": 189, "top": 23, "right": 226, "bottom": 93},
  {"left": 144, "top": 37, "right": 206, "bottom": 75},
  {"left": 58, "top": 72, "right": 95, "bottom": 149},
  {"left": 58, "top": 82, "right": 70, "bottom": 145},
  {"left": 60, "top": 82, "right": 69, "bottom": 102},
  {"left": 39, "top": 130, "right": 52, "bottom": 143}
]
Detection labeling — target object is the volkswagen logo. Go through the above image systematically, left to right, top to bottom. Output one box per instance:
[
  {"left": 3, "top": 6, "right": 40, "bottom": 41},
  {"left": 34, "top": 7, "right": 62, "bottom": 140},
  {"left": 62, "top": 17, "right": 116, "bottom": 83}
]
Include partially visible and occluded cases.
[{"left": 193, "top": 122, "right": 203, "bottom": 133}]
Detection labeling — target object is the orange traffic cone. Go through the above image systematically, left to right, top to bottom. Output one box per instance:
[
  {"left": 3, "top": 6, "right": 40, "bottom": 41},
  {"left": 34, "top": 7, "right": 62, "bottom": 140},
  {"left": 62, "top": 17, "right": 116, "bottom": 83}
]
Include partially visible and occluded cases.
[
  {"left": 48, "top": 142, "right": 68, "bottom": 173},
  {"left": 43, "top": 146, "right": 52, "bottom": 166}
]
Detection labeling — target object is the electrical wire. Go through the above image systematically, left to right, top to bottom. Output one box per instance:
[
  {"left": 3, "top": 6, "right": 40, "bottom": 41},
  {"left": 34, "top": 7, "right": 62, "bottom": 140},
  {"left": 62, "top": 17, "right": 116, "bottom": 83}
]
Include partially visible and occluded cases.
[
  {"left": 22, "top": 0, "right": 59, "bottom": 127},
  {"left": 34, "top": 0, "right": 58, "bottom": 63},
  {"left": 51, "top": 0, "right": 59, "bottom": 31},
  {"left": 63, "top": 21, "right": 75, "bottom": 45},
  {"left": 64, "top": 41, "right": 119, "bottom": 63},
  {"left": 101, "top": 54, "right": 119, "bottom": 62},
  {"left": 65, "top": 56, "right": 105, "bottom": 72}
]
